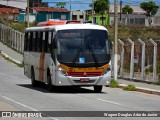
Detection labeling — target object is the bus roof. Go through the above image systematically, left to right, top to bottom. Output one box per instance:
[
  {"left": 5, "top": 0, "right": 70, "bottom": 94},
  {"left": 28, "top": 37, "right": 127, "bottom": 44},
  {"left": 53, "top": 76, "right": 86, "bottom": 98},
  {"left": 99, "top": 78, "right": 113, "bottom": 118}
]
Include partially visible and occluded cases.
[
  {"left": 37, "top": 19, "right": 81, "bottom": 27},
  {"left": 25, "top": 24, "right": 108, "bottom": 32}
]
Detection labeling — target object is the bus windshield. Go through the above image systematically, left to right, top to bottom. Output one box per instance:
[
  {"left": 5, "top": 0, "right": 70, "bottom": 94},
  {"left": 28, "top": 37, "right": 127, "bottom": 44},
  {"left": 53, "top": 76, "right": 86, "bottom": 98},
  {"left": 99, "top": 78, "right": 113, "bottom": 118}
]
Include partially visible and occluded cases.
[{"left": 56, "top": 29, "right": 111, "bottom": 67}]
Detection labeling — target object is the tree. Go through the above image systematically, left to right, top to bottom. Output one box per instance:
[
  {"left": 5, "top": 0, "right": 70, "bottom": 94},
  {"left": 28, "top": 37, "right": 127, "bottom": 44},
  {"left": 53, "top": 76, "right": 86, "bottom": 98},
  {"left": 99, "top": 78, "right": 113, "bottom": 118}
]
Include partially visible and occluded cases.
[
  {"left": 90, "top": 0, "right": 110, "bottom": 25},
  {"left": 140, "top": 1, "right": 159, "bottom": 26},
  {"left": 56, "top": 2, "right": 66, "bottom": 8},
  {"left": 122, "top": 5, "right": 133, "bottom": 25}
]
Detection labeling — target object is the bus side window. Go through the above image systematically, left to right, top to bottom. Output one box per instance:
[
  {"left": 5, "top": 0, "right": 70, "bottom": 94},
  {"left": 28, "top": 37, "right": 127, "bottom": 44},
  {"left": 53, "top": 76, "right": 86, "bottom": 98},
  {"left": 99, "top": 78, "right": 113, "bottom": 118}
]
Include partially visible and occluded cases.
[
  {"left": 37, "top": 31, "right": 42, "bottom": 52},
  {"left": 44, "top": 31, "right": 48, "bottom": 52},
  {"left": 48, "top": 31, "right": 52, "bottom": 53},
  {"left": 24, "top": 32, "right": 28, "bottom": 51},
  {"left": 29, "top": 32, "right": 33, "bottom": 51},
  {"left": 32, "top": 32, "right": 36, "bottom": 52},
  {"left": 42, "top": 32, "right": 46, "bottom": 52}
]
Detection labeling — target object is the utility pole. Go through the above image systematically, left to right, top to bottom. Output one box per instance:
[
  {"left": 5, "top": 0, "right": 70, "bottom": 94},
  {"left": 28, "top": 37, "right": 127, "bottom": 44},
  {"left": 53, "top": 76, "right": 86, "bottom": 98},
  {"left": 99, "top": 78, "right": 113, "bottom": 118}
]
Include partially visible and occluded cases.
[
  {"left": 27, "top": 0, "right": 30, "bottom": 27},
  {"left": 70, "top": 0, "right": 72, "bottom": 20},
  {"left": 92, "top": 0, "right": 94, "bottom": 24},
  {"left": 114, "top": 0, "right": 118, "bottom": 80},
  {"left": 120, "top": 0, "right": 122, "bottom": 22}
]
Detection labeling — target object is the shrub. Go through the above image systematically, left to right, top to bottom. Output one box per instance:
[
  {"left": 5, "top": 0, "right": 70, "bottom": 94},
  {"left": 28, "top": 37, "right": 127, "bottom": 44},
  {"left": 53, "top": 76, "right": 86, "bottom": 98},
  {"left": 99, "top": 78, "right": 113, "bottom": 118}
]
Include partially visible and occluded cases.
[
  {"left": 109, "top": 80, "right": 119, "bottom": 88},
  {"left": 123, "top": 84, "right": 137, "bottom": 91}
]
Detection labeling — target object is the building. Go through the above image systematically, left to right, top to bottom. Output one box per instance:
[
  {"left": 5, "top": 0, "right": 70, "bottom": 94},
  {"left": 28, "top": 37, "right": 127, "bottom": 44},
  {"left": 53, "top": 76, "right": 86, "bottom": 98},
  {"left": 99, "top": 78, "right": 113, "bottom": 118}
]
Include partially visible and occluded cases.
[
  {"left": 0, "top": 0, "right": 26, "bottom": 12},
  {"left": 109, "top": 5, "right": 148, "bottom": 26},
  {"left": 32, "top": 7, "right": 70, "bottom": 23},
  {"left": 0, "top": 8, "right": 19, "bottom": 21},
  {"left": 153, "top": 8, "right": 160, "bottom": 26},
  {"left": 71, "top": 11, "right": 86, "bottom": 23},
  {"left": 88, "top": 14, "right": 110, "bottom": 25}
]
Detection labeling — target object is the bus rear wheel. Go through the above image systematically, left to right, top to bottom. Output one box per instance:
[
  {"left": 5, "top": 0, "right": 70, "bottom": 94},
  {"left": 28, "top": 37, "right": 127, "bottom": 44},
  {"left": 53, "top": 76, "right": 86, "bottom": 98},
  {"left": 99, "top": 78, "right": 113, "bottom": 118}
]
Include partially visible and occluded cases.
[
  {"left": 31, "top": 68, "right": 37, "bottom": 87},
  {"left": 93, "top": 86, "right": 102, "bottom": 93}
]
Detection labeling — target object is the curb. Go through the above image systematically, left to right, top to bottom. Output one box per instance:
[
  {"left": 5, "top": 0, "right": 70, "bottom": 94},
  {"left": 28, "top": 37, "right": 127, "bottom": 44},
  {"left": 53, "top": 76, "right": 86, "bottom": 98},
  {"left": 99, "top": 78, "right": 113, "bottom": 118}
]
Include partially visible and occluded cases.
[
  {"left": 0, "top": 51, "right": 22, "bottom": 65},
  {"left": 119, "top": 84, "right": 160, "bottom": 96}
]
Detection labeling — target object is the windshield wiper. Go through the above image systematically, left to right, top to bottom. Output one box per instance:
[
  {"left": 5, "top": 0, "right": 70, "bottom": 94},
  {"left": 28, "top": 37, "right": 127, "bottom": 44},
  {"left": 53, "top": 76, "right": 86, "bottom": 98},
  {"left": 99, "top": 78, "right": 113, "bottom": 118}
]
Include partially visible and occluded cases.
[{"left": 88, "top": 45, "right": 99, "bottom": 67}]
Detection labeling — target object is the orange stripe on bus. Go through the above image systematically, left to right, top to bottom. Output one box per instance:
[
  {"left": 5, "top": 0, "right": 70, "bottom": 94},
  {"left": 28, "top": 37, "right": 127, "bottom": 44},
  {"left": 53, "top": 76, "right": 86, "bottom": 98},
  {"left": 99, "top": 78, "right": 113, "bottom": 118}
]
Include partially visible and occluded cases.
[
  {"left": 39, "top": 53, "right": 45, "bottom": 81},
  {"left": 60, "top": 64, "right": 110, "bottom": 73}
]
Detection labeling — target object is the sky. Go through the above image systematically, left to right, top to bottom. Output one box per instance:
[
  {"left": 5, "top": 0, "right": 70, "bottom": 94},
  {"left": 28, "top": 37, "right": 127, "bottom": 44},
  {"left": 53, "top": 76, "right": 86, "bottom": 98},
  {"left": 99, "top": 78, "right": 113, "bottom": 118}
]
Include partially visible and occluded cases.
[{"left": 42, "top": 0, "right": 160, "bottom": 11}]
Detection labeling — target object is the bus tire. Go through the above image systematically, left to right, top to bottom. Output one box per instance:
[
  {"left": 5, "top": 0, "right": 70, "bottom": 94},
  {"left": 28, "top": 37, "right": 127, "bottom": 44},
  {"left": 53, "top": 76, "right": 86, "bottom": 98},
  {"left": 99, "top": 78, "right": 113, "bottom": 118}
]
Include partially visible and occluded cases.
[
  {"left": 31, "top": 68, "right": 37, "bottom": 87},
  {"left": 47, "top": 73, "right": 53, "bottom": 92},
  {"left": 93, "top": 86, "right": 102, "bottom": 93}
]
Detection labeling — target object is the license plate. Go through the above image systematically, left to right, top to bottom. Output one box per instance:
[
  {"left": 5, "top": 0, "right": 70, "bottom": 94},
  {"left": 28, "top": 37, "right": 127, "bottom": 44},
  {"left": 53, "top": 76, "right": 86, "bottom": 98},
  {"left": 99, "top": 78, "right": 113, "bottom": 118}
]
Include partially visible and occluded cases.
[{"left": 80, "top": 78, "right": 89, "bottom": 82}]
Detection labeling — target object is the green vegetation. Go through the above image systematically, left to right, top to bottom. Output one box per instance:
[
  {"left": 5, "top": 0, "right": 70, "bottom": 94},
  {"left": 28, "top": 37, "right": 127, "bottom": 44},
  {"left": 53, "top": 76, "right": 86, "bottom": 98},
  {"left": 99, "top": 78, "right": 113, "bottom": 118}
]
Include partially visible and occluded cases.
[
  {"left": 92, "top": 0, "right": 110, "bottom": 25},
  {"left": 140, "top": 1, "right": 159, "bottom": 26},
  {"left": 0, "top": 18, "right": 37, "bottom": 32},
  {"left": 106, "top": 25, "right": 160, "bottom": 41},
  {"left": 0, "top": 53, "right": 24, "bottom": 68},
  {"left": 145, "top": 61, "right": 160, "bottom": 74},
  {"left": 109, "top": 80, "right": 119, "bottom": 88},
  {"left": 123, "top": 84, "right": 137, "bottom": 91}
]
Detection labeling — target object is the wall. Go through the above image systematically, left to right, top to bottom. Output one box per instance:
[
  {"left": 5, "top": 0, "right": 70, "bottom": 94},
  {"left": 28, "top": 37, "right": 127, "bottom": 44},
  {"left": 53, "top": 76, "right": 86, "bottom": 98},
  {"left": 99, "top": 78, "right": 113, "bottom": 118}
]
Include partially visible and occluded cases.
[
  {"left": 35, "top": 12, "right": 70, "bottom": 23},
  {"left": 88, "top": 14, "right": 110, "bottom": 25}
]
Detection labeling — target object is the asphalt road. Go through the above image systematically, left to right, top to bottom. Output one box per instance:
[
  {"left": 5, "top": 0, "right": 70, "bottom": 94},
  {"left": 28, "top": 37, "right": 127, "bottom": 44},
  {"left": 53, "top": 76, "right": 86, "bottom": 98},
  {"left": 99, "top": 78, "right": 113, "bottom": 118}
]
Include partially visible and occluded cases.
[{"left": 0, "top": 55, "right": 160, "bottom": 120}]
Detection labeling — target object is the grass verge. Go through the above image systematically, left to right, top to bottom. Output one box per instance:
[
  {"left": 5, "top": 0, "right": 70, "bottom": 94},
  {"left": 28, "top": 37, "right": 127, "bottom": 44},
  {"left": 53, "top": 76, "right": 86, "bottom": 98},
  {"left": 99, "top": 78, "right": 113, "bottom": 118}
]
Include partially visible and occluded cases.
[{"left": 0, "top": 53, "right": 24, "bottom": 67}]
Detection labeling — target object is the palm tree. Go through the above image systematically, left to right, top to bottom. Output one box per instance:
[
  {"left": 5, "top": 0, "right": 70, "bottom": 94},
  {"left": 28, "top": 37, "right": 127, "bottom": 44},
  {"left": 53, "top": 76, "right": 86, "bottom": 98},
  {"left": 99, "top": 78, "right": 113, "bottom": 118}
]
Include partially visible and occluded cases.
[
  {"left": 92, "top": 0, "right": 110, "bottom": 25},
  {"left": 122, "top": 5, "right": 133, "bottom": 25}
]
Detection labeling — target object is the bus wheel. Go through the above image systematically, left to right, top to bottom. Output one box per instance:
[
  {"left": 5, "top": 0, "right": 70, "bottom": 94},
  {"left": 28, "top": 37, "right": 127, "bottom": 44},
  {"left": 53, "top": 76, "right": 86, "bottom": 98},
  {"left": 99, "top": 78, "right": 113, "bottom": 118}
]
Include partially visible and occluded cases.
[
  {"left": 31, "top": 68, "right": 37, "bottom": 87},
  {"left": 47, "top": 74, "right": 53, "bottom": 92},
  {"left": 93, "top": 86, "right": 102, "bottom": 93}
]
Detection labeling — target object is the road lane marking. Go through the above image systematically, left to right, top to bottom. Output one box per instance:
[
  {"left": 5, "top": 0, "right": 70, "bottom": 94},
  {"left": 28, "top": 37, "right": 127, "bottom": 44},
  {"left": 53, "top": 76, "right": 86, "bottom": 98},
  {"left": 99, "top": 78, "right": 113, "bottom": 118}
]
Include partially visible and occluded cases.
[
  {"left": 77, "top": 94, "right": 121, "bottom": 106},
  {"left": 0, "top": 95, "right": 58, "bottom": 120},
  {"left": 1, "top": 95, "right": 38, "bottom": 111},
  {"left": 97, "top": 98, "right": 121, "bottom": 106}
]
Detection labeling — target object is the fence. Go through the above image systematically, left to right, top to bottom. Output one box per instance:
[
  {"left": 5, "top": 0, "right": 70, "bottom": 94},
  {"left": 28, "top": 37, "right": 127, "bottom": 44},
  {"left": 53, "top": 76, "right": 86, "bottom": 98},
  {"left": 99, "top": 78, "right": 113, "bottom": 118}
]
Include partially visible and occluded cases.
[
  {"left": 0, "top": 23, "right": 24, "bottom": 53},
  {"left": 0, "top": 23, "right": 160, "bottom": 82},
  {"left": 117, "top": 38, "right": 160, "bottom": 82}
]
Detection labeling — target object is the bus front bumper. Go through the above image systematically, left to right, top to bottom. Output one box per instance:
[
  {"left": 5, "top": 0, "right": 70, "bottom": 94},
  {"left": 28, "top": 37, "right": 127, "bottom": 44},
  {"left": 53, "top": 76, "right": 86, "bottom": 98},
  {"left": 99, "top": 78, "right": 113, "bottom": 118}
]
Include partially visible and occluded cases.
[{"left": 55, "top": 71, "right": 111, "bottom": 86}]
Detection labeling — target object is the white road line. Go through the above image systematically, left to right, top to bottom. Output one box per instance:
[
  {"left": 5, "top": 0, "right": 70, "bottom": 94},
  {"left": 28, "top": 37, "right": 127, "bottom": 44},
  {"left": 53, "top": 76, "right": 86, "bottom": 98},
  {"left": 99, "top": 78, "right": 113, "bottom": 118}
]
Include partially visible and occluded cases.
[
  {"left": 77, "top": 94, "right": 121, "bottom": 106},
  {"left": 0, "top": 95, "right": 58, "bottom": 120},
  {"left": 1, "top": 95, "right": 38, "bottom": 111},
  {"left": 97, "top": 98, "right": 121, "bottom": 106}
]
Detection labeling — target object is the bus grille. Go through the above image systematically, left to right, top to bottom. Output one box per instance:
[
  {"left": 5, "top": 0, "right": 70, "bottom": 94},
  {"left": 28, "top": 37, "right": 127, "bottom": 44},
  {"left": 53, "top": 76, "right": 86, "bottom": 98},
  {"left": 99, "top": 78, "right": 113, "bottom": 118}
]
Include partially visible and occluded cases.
[{"left": 68, "top": 72, "right": 102, "bottom": 77}]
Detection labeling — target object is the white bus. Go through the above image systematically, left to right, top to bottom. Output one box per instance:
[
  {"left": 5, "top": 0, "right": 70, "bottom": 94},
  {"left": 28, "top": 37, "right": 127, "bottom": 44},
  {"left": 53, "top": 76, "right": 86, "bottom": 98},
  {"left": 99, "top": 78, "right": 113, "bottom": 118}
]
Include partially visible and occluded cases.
[{"left": 24, "top": 23, "right": 112, "bottom": 92}]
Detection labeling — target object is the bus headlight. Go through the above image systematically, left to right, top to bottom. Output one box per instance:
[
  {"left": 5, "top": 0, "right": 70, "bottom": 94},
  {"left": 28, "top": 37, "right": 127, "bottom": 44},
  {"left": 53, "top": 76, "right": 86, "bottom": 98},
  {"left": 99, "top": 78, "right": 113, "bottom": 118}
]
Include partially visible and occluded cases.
[
  {"left": 58, "top": 67, "right": 68, "bottom": 76},
  {"left": 101, "top": 67, "right": 111, "bottom": 76}
]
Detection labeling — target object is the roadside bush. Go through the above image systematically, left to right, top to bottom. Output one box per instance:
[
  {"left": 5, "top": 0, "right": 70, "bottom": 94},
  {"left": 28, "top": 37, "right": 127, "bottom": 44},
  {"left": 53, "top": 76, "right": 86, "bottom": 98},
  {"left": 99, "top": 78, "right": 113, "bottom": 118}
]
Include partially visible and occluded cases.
[
  {"left": 109, "top": 80, "right": 119, "bottom": 88},
  {"left": 123, "top": 84, "right": 137, "bottom": 91}
]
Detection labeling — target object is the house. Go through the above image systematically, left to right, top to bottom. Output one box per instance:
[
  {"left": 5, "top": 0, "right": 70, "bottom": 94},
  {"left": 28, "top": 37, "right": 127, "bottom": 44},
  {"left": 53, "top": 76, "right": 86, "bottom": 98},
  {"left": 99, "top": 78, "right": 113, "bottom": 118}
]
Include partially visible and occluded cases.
[
  {"left": 109, "top": 5, "right": 148, "bottom": 26},
  {"left": 32, "top": 7, "right": 70, "bottom": 23},
  {"left": 0, "top": 8, "right": 19, "bottom": 21},
  {"left": 153, "top": 8, "right": 160, "bottom": 26},
  {"left": 71, "top": 11, "right": 86, "bottom": 23},
  {"left": 17, "top": 13, "right": 36, "bottom": 23},
  {"left": 87, "top": 14, "right": 110, "bottom": 25}
]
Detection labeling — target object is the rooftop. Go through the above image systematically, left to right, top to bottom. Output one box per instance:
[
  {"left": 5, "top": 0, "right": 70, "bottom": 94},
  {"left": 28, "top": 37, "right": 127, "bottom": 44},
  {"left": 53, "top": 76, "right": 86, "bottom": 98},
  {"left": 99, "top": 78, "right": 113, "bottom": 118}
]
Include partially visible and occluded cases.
[
  {"left": 33, "top": 7, "right": 69, "bottom": 12},
  {"left": 0, "top": 8, "right": 19, "bottom": 14}
]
